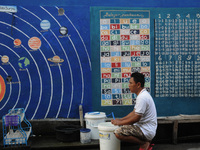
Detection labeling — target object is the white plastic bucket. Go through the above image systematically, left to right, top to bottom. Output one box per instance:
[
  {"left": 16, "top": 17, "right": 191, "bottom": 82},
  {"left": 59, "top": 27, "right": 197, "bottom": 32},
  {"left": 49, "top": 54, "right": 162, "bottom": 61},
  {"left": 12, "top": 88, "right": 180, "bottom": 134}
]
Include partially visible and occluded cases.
[
  {"left": 84, "top": 112, "right": 106, "bottom": 140},
  {"left": 98, "top": 122, "right": 120, "bottom": 150},
  {"left": 80, "top": 128, "right": 91, "bottom": 144}
]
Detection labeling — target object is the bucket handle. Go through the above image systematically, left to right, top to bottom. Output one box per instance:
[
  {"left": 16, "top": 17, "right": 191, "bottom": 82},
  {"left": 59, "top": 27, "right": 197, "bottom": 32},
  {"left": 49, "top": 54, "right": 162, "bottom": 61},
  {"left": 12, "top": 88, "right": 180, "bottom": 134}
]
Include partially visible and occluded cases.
[{"left": 106, "top": 112, "right": 115, "bottom": 120}]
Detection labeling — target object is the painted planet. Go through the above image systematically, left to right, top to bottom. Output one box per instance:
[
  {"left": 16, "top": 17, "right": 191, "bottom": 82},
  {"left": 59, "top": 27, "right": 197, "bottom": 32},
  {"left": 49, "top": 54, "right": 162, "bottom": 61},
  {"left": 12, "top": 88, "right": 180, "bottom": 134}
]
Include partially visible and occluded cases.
[
  {"left": 58, "top": 8, "right": 65, "bottom": 15},
  {"left": 40, "top": 20, "right": 51, "bottom": 30},
  {"left": 59, "top": 26, "right": 68, "bottom": 36},
  {"left": 28, "top": 37, "right": 41, "bottom": 50},
  {"left": 14, "top": 39, "right": 21, "bottom": 46},
  {"left": 1, "top": 55, "right": 9, "bottom": 63},
  {"left": 48, "top": 55, "right": 64, "bottom": 63},
  {"left": 18, "top": 57, "right": 30, "bottom": 69},
  {"left": 0, "top": 75, "right": 6, "bottom": 102},
  {"left": 6, "top": 76, "right": 12, "bottom": 82}
]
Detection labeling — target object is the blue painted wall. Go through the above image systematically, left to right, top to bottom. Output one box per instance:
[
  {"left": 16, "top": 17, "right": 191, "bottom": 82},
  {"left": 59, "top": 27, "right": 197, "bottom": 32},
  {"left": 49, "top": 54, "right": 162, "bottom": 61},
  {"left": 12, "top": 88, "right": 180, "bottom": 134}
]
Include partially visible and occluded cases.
[
  {"left": 0, "top": 0, "right": 200, "bottom": 119},
  {"left": 0, "top": 5, "right": 92, "bottom": 119}
]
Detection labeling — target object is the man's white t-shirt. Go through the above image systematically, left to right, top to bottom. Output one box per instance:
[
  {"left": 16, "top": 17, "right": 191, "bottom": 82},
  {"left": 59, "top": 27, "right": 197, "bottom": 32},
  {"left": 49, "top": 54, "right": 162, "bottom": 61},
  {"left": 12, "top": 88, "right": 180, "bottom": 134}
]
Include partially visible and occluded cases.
[{"left": 134, "top": 89, "right": 157, "bottom": 141}]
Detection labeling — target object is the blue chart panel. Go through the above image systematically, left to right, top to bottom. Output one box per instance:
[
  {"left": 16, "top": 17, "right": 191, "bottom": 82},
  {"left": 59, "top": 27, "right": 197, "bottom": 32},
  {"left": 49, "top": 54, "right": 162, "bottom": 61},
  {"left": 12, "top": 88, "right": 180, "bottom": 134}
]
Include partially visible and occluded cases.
[
  {"left": 0, "top": 6, "right": 92, "bottom": 119},
  {"left": 91, "top": 7, "right": 200, "bottom": 117}
]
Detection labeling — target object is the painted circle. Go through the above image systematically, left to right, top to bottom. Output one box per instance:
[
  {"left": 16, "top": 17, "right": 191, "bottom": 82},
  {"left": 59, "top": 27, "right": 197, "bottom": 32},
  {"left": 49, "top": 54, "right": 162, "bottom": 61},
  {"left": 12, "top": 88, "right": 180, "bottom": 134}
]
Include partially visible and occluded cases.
[
  {"left": 58, "top": 8, "right": 65, "bottom": 15},
  {"left": 40, "top": 20, "right": 51, "bottom": 30},
  {"left": 59, "top": 26, "right": 68, "bottom": 36},
  {"left": 28, "top": 37, "right": 41, "bottom": 50},
  {"left": 14, "top": 39, "right": 22, "bottom": 46},
  {"left": 1, "top": 55, "right": 9, "bottom": 63},
  {"left": 52, "top": 56, "right": 61, "bottom": 62},
  {"left": 18, "top": 57, "right": 30, "bottom": 69},
  {"left": 0, "top": 75, "right": 6, "bottom": 102},
  {"left": 6, "top": 76, "right": 12, "bottom": 82}
]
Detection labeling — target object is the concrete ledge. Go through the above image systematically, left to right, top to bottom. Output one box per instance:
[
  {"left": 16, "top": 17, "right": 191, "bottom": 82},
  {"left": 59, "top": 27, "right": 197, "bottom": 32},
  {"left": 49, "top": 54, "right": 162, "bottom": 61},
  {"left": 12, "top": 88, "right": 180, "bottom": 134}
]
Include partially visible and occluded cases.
[{"left": 157, "top": 115, "right": 200, "bottom": 144}]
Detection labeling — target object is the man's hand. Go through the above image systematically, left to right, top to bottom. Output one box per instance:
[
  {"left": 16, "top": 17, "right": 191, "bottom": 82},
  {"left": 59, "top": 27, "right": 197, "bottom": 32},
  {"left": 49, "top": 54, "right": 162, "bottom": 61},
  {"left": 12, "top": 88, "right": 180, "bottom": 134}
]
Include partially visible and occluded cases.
[{"left": 111, "top": 118, "right": 121, "bottom": 125}]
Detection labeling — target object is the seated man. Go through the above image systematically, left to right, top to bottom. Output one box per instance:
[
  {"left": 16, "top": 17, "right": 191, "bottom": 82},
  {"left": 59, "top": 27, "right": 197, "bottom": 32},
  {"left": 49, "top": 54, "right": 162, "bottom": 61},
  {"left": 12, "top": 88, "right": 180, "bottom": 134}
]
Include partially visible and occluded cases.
[{"left": 111, "top": 72, "right": 157, "bottom": 150}]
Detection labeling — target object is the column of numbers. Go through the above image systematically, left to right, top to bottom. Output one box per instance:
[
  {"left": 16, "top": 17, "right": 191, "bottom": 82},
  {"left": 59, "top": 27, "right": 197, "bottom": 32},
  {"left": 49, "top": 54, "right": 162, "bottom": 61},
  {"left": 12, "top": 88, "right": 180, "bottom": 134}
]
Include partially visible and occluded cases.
[
  {"left": 100, "top": 19, "right": 112, "bottom": 106},
  {"left": 121, "top": 19, "right": 132, "bottom": 105},
  {"left": 194, "top": 19, "right": 200, "bottom": 97}
]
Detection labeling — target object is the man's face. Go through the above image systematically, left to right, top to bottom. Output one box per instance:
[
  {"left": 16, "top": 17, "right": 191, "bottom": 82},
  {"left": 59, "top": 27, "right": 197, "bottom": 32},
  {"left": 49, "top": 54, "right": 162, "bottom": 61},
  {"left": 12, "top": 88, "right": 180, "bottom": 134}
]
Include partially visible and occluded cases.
[{"left": 129, "top": 77, "right": 138, "bottom": 94}]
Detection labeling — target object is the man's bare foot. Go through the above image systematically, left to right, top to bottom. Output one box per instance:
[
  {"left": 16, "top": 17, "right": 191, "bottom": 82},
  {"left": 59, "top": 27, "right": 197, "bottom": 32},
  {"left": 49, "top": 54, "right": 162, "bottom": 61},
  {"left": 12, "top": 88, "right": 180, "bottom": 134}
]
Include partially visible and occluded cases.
[{"left": 139, "top": 141, "right": 150, "bottom": 150}]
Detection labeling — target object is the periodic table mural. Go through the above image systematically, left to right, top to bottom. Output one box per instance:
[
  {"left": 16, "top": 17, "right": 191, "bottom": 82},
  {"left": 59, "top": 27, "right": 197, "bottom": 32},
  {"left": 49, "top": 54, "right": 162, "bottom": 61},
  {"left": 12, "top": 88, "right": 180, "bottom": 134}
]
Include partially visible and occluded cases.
[
  {"left": 0, "top": 6, "right": 92, "bottom": 119},
  {"left": 91, "top": 7, "right": 200, "bottom": 117},
  {"left": 100, "top": 10, "right": 151, "bottom": 106}
]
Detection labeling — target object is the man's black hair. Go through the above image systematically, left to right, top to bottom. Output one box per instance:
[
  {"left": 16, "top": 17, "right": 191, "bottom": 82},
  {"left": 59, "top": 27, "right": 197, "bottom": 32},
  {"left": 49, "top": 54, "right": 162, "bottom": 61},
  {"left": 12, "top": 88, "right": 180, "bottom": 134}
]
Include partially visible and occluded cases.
[{"left": 131, "top": 72, "right": 145, "bottom": 87}]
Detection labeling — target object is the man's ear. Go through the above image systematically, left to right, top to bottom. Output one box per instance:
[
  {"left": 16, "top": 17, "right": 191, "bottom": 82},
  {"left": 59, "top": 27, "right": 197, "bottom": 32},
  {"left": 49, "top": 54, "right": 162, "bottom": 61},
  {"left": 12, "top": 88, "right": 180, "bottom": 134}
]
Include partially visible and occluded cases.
[{"left": 137, "top": 82, "right": 141, "bottom": 88}]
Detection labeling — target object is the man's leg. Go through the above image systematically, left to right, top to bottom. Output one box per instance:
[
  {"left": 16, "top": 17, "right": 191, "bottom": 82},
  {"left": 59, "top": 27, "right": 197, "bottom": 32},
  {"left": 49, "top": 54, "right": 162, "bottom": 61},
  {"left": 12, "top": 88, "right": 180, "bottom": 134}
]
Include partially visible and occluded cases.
[{"left": 115, "top": 133, "right": 150, "bottom": 150}]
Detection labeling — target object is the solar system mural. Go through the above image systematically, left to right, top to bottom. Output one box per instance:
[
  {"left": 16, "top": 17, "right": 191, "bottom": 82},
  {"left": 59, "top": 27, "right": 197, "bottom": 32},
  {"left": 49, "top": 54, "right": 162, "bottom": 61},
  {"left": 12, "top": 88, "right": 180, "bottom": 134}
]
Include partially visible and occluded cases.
[{"left": 0, "top": 6, "right": 92, "bottom": 119}]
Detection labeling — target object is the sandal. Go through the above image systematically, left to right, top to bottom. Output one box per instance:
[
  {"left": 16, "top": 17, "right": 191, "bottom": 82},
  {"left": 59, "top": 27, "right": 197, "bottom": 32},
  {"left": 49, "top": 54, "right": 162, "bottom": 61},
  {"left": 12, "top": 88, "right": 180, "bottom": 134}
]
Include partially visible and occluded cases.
[{"left": 148, "top": 144, "right": 154, "bottom": 150}]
